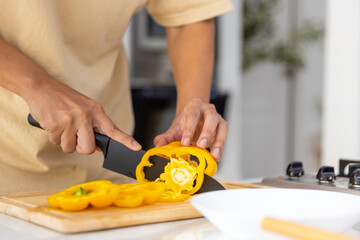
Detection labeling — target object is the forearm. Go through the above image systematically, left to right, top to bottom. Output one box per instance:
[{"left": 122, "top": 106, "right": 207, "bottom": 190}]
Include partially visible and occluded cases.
[
  {"left": 166, "top": 19, "right": 215, "bottom": 115},
  {"left": 0, "top": 36, "right": 53, "bottom": 103}
]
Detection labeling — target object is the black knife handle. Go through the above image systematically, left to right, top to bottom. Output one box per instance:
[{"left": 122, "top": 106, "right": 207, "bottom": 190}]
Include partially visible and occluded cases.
[
  {"left": 27, "top": 114, "right": 110, "bottom": 157},
  {"left": 27, "top": 114, "right": 42, "bottom": 129},
  {"left": 94, "top": 132, "right": 110, "bottom": 157}
]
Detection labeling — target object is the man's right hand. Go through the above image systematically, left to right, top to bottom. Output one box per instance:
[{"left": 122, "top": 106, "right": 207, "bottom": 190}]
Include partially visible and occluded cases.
[
  {"left": 0, "top": 36, "right": 141, "bottom": 154},
  {"left": 28, "top": 80, "right": 142, "bottom": 154}
]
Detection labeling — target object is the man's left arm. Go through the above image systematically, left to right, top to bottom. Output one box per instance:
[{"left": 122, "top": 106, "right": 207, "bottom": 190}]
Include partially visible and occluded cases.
[{"left": 154, "top": 19, "right": 228, "bottom": 160}]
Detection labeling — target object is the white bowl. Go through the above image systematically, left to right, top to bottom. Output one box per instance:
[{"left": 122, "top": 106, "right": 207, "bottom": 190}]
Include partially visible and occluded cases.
[{"left": 191, "top": 188, "right": 360, "bottom": 240}]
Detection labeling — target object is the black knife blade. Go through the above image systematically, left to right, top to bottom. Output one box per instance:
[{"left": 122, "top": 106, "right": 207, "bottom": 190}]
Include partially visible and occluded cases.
[
  {"left": 28, "top": 114, "right": 225, "bottom": 193},
  {"left": 98, "top": 134, "right": 225, "bottom": 192}
]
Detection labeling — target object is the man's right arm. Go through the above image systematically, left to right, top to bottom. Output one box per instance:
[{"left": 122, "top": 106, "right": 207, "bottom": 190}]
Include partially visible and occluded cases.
[{"left": 0, "top": 36, "right": 141, "bottom": 154}]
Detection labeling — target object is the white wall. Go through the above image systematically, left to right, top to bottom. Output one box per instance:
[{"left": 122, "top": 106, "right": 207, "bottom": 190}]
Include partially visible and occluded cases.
[
  {"left": 215, "top": 0, "right": 243, "bottom": 181},
  {"left": 241, "top": 0, "right": 326, "bottom": 178},
  {"left": 241, "top": 0, "right": 292, "bottom": 178},
  {"left": 294, "top": 0, "right": 326, "bottom": 173},
  {"left": 322, "top": 0, "right": 360, "bottom": 170}
]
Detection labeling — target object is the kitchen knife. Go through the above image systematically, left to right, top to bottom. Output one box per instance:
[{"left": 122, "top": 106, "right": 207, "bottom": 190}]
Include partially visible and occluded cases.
[{"left": 27, "top": 114, "right": 225, "bottom": 193}]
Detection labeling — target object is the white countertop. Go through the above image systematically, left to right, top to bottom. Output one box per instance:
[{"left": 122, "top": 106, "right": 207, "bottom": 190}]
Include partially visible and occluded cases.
[
  {"left": 2, "top": 211, "right": 360, "bottom": 240},
  {"left": 0, "top": 213, "right": 238, "bottom": 240}
]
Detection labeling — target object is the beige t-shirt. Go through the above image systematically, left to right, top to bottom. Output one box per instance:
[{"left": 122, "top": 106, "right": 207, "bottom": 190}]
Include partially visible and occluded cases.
[{"left": 0, "top": 0, "right": 233, "bottom": 193}]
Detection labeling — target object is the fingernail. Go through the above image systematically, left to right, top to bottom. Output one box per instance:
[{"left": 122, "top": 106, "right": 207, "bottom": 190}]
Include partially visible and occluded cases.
[
  {"left": 182, "top": 137, "right": 191, "bottom": 146},
  {"left": 199, "top": 139, "right": 207, "bottom": 148},
  {"left": 132, "top": 141, "right": 141, "bottom": 150},
  {"left": 212, "top": 147, "right": 221, "bottom": 159}
]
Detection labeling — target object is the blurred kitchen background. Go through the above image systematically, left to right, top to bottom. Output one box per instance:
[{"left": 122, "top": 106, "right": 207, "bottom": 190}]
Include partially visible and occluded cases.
[{"left": 123, "top": 0, "right": 360, "bottom": 181}]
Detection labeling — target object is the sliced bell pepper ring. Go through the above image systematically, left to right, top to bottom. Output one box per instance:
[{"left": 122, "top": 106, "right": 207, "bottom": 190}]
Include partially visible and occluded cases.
[
  {"left": 136, "top": 141, "right": 218, "bottom": 198},
  {"left": 164, "top": 141, "right": 217, "bottom": 177},
  {"left": 136, "top": 143, "right": 217, "bottom": 196},
  {"left": 135, "top": 146, "right": 172, "bottom": 183},
  {"left": 166, "top": 146, "right": 209, "bottom": 195},
  {"left": 190, "top": 147, "right": 217, "bottom": 177},
  {"left": 201, "top": 149, "right": 217, "bottom": 176},
  {"left": 158, "top": 157, "right": 199, "bottom": 195},
  {"left": 47, "top": 180, "right": 118, "bottom": 211},
  {"left": 86, "top": 182, "right": 119, "bottom": 208},
  {"left": 115, "top": 182, "right": 166, "bottom": 205},
  {"left": 140, "top": 182, "right": 166, "bottom": 204},
  {"left": 113, "top": 187, "right": 145, "bottom": 208},
  {"left": 48, "top": 190, "right": 90, "bottom": 211},
  {"left": 157, "top": 191, "right": 190, "bottom": 203},
  {"left": 47, "top": 192, "right": 63, "bottom": 209}
]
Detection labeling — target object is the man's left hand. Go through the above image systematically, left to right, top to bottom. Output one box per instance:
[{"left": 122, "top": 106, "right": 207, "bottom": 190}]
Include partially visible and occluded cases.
[{"left": 154, "top": 98, "right": 228, "bottom": 161}]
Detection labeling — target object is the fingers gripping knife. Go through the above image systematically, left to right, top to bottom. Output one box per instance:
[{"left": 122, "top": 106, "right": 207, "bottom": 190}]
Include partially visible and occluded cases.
[{"left": 27, "top": 114, "right": 225, "bottom": 193}]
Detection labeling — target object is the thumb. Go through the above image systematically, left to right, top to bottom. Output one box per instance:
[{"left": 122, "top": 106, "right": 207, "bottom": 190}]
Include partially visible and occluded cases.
[
  {"left": 154, "top": 130, "right": 179, "bottom": 147},
  {"left": 154, "top": 134, "right": 170, "bottom": 148}
]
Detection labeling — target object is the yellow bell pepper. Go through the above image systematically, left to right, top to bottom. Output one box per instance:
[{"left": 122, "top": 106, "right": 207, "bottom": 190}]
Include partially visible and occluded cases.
[
  {"left": 135, "top": 141, "right": 218, "bottom": 197},
  {"left": 47, "top": 142, "right": 218, "bottom": 211},
  {"left": 135, "top": 146, "right": 171, "bottom": 183},
  {"left": 159, "top": 157, "right": 197, "bottom": 195},
  {"left": 47, "top": 180, "right": 118, "bottom": 211},
  {"left": 113, "top": 182, "right": 166, "bottom": 207},
  {"left": 140, "top": 182, "right": 166, "bottom": 204},
  {"left": 114, "top": 187, "right": 145, "bottom": 208},
  {"left": 157, "top": 191, "right": 190, "bottom": 203}
]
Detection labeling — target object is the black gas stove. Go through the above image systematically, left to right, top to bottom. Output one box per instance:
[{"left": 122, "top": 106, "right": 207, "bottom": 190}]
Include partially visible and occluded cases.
[{"left": 261, "top": 159, "right": 360, "bottom": 195}]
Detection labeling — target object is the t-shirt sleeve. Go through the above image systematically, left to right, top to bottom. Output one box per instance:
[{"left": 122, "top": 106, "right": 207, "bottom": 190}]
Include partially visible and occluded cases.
[{"left": 146, "top": 0, "right": 233, "bottom": 27}]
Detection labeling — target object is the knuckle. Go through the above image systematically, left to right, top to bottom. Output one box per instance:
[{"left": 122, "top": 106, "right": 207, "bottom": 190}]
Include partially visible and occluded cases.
[
  {"left": 91, "top": 100, "right": 104, "bottom": 113},
  {"left": 206, "top": 103, "right": 216, "bottom": 111},
  {"left": 78, "top": 108, "right": 91, "bottom": 118},
  {"left": 203, "top": 109, "right": 213, "bottom": 116},
  {"left": 77, "top": 110, "right": 92, "bottom": 125},
  {"left": 187, "top": 112, "right": 200, "bottom": 121},
  {"left": 209, "top": 112, "right": 221, "bottom": 122},
  {"left": 62, "top": 113, "right": 74, "bottom": 125},
  {"left": 44, "top": 120, "right": 60, "bottom": 132},
  {"left": 107, "top": 124, "right": 119, "bottom": 134},
  {"left": 168, "top": 129, "right": 180, "bottom": 138}
]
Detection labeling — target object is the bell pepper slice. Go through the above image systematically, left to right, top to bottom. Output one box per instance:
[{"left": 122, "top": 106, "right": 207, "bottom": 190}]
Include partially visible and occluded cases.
[
  {"left": 163, "top": 141, "right": 217, "bottom": 177},
  {"left": 48, "top": 142, "right": 218, "bottom": 211},
  {"left": 136, "top": 142, "right": 218, "bottom": 196},
  {"left": 135, "top": 146, "right": 171, "bottom": 183},
  {"left": 166, "top": 147, "right": 208, "bottom": 195},
  {"left": 192, "top": 147, "right": 217, "bottom": 177},
  {"left": 158, "top": 157, "right": 198, "bottom": 195},
  {"left": 47, "top": 180, "right": 118, "bottom": 211},
  {"left": 87, "top": 182, "right": 119, "bottom": 208},
  {"left": 113, "top": 182, "right": 166, "bottom": 207},
  {"left": 116, "top": 182, "right": 166, "bottom": 205},
  {"left": 140, "top": 182, "right": 166, "bottom": 204},
  {"left": 113, "top": 187, "right": 145, "bottom": 208},
  {"left": 157, "top": 191, "right": 190, "bottom": 203}
]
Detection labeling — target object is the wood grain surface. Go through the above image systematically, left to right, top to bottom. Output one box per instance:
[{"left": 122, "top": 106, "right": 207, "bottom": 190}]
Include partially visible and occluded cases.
[{"left": 0, "top": 181, "right": 266, "bottom": 233}]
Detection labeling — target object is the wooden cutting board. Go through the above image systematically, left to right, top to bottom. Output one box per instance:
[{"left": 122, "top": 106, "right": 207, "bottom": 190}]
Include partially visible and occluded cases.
[{"left": 0, "top": 181, "right": 267, "bottom": 233}]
